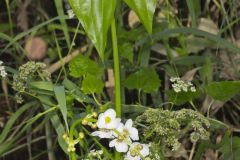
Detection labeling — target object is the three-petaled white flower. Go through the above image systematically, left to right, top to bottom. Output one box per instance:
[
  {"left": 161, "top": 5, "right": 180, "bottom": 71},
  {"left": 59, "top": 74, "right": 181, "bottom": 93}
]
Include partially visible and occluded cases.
[
  {"left": 92, "top": 109, "right": 120, "bottom": 138},
  {"left": 96, "top": 109, "right": 120, "bottom": 129},
  {"left": 109, "top": 119, "right": 139, "bottom": 153},
  {"left": 126, "top": 142, "right": 150, "bottom": 160}
]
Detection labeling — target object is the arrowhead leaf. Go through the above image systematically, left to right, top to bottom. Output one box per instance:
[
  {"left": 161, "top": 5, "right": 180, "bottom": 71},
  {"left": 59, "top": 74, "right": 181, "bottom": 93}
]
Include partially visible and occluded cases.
[
  {"left": 69, "top": 0, "right": 116, "bottom": 60},
  {"left": 124, "top": 0, "right": 157, "bottom": 33}
]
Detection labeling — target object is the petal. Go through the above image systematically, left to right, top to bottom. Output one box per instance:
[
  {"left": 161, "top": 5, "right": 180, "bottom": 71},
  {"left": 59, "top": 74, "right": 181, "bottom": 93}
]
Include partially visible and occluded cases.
[
  {"left": 105, "top": 109, "right": 116, "bottom": 118},
  {"left": 96, "top": 114, "right": 105, "bottom": 128},
  {"left": 106, "top": 118, "right": 118, "bottom": 129},
  {"left": 125, "top": 119, "right": 133, "bottom": 128},
  {"left": 116, "top": 123, "right": 124, "bottom": 132},
  {"left": 129, "top": 127, "right": 139, "bottom": 141},
  {"left": 91, "top": 130, "right": 114, "bottom": 139},
  {"left": 109, "top": 139, "right": 117, "bottom": 148},
  {"left": 115, "top": 141, "right": 128, "bottom": 153},
  {"left": 140, "top": 144, "right": 150, "bottom": 157},
  {"left": 127, "top": 151, "right": 140, "bottom": 160}
]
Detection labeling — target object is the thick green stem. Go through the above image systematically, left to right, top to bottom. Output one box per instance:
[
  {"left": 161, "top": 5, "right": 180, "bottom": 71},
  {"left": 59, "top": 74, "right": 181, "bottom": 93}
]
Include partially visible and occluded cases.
[
  {"left": 111, "top": 17, "right": 121, "bottom": 160},
  {"left": 111, "top": 18, "right": 121, "bottom": 117}
]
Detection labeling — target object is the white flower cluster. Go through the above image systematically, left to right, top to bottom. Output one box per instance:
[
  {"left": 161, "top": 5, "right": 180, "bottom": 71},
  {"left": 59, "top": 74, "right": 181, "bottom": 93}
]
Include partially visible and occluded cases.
[
  {"left": 0, "top": 61, "right": 7, "bottom": 78},
  {"left": 170, "top": 77, "right": 196, "bottom": 93},
  {"left": 92, "top": 109, "right": 149, "bottom": 160}
]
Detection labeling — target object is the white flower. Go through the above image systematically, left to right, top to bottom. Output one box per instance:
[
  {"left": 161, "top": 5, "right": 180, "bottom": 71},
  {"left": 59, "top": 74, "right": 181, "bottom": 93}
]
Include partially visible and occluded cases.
[
  {"left": 67, "top": 9, "right": 75, "bottom": 18},
  {"left": 0, "top": 61, "right": 7, "bottom": 78},
  {"left": 170, "top": 77, "right": 196, "bottom": 93},
  {"left": 190, "top": 86, "right": 196, "bottom": 92},
  {"left": 96, "top": 109, "right": 120, "bottom": 129},
  {"left": 109, "top": 119, "right": 139, "bottom": 153},
  {"left": 117, "top": 119, "right": 139, "bottom": 141},
  {"left": 91, "top": 129, "right": 115, "bottom": 139},
  {"left": 109, "top": 138, "right": 129, "bottom": 153},
  {"left": 126, "top": 142, "right": 150, "bottom": 160}
]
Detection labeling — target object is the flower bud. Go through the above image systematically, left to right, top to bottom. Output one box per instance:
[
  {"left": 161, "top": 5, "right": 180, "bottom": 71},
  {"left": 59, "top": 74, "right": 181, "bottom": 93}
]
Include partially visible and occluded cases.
[
  {"left": 82, "top": 119, "right": 88, "bottom": 125},
  {"left": 79, "top": 132, "right": 85, "bottom": 139}
]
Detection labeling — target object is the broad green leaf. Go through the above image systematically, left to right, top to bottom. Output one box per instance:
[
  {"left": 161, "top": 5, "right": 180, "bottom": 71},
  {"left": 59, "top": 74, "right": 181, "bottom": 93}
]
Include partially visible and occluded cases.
[
  {"left": 68, "top": 0, "right": 116, "bottom": 60},
  {"left": 124, "top": 0, "right": 157, "bottom": 33},
  {"left": 119, "top": 43, "right": 134, "bottom": 62},
  {"left": 69, "top": 55, "right": 103, "bottom": 78},
  {"left": 124, "top": 68, "right": 160, "bottom": 93},
  {"left": 81, "top": 74, "right": 104, "bottom": 94},
  {"left": 205, "top": 81, "right": 240, "bottom": 101},
  {"left": 54, "top": 86, "right": 69, "bottom": 130},
  {"left": 167, "top": 90, "right": 202, "bottom": 106}
]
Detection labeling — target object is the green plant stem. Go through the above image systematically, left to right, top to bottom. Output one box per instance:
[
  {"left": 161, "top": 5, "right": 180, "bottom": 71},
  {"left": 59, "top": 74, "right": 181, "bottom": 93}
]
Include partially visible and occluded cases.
[
  {"left": 5, "top": 0, "right": 13, "bottom": 36},
  {"left": 111, "top": 17, "right": 121, "bottom": 160},
  {"left": 111, "top": 18, "right": 121, "bottom": 117},
  {"left": 69, "top": 119, "right": 82, "bottom": 160}
]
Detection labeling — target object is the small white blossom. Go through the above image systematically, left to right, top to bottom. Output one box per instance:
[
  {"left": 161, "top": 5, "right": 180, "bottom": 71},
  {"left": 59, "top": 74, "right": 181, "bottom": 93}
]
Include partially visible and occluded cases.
[
  {"left": 67, "top": 9, "right": 75, "bottom": 18},
  {"left": 0, "top": 61, "right": 7, "bottom": 78},
  {"left": 170, "top": 77, "right": 196, "bottom": 93},
  {"left": 96, "top": 109, "right": 120, "bottom": 129},
  {"left": 109, "top": 119, "right": 139, "bottom": 153},
  {"left": 117, "top": 119, "right": 139, "bottom": 141},
  {"left": 126, "top": 142, "right": 150, "bottom": 160}
]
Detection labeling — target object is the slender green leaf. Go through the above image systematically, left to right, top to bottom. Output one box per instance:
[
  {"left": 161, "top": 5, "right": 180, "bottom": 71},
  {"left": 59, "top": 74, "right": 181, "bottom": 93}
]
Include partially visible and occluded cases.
[
  {"left": 54, "top": 0, "right": 71, "bottom": 47},
  {"left": 69, "top": 0, "right": 116, "bottom": 59},
  {"left": 124, "top": 0, "right": 157, "bottom": 33},
  {"left": 186, "top": 0, "right": 200, "bottom": 27},
  {"left": 1, "top": 15, "right": 68, "bottom": 53},
  {"left": 137, "top": 27, "right": 240, "bottom": 54},
  {"left": 63, "top": 78, "right": 96, "bottom": 104},
  {"left": 29, "top": 81, "right": 54, "bottom": 91},
  {"left": 205, "top": 81, "right": 240, "bottom": 101},
  {"left": 54, "top": 86, "right": 68, "bottom": 130},
  {"left": 39, "top": 96, "right": 68, "bottom": 153},
  {"left": 0, "top": 101, "right": 36, "bottom": 144}
]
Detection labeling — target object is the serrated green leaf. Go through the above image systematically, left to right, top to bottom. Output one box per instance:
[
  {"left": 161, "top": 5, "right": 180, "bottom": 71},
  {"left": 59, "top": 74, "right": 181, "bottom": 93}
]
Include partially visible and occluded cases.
[
  {"left": 68, "top": 0, "right": 116, "bottom": 60},
  {"left": 124, "top": 0, "right": 157, "bottom": 33},
  {"left": 119, "top": 43, "right": 134, "bottom": 62},
  {"left": 69, "top": 55, "right": 103, "bottom": 78},
  {"left": 124, "top": 68, "right": 160, "bottom": 93},
  {"left": 81, "top": 74, "right": 104, "bottom": 94},
  {"left": 205, "top": 81, "right": 240, "bottom": 101},
  {"left": 167, "top": 90, "right": 202, "bottom": 106}
]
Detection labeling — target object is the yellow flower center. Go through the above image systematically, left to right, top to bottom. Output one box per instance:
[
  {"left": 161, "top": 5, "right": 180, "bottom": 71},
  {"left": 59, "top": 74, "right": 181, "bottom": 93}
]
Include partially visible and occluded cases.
[{"left": 105, "top": 116, "right": 112, "bottom": 124}]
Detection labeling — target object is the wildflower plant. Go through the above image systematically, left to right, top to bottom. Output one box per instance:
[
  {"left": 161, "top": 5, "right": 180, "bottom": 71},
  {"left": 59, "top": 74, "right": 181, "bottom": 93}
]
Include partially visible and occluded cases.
[
  {"left": 2, "top": 0, "right": 238, "bottom": 159},
  {"left": 12, "top": 61, "right": 51, "bottom": 103},
  {"left": 136, "top": 108, "right": 210, "bottom": 153},
  {"left": 92, "top": 109, "right": 150, "bottom": 159}
]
